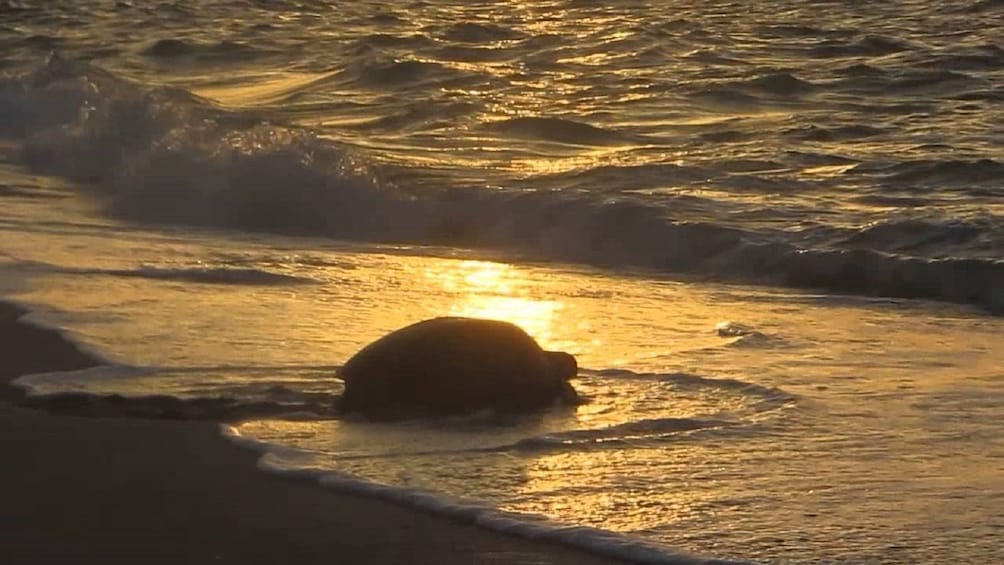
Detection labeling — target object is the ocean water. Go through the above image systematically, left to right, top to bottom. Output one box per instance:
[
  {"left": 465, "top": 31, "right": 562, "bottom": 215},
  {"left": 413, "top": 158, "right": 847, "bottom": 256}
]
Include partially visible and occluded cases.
[{"left": 1, "top": 1, "right": 1002, "bottom": 563}]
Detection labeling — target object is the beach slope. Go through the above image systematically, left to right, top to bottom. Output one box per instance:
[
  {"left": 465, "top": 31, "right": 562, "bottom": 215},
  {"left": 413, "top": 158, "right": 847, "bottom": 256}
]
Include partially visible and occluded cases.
[{"left": 0, "top": 301, "right": 624, "bottom": 565}]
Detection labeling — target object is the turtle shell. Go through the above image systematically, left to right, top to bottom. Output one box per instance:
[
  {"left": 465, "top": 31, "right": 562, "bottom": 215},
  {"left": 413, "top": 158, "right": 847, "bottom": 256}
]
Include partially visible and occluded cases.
[{"left": 338, "top": 317, "right": 576, "bottom": 419}]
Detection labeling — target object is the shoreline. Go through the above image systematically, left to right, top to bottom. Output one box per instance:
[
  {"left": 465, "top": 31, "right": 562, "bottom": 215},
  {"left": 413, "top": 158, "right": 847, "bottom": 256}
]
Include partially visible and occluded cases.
[{"left": 0, "top": 300, "right": 632, "bottom": 565}]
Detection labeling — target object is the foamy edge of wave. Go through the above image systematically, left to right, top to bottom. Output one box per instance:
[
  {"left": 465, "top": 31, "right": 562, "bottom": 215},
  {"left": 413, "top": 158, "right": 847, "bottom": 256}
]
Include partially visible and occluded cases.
[
  {"left": 4, "top": 56, "right": 1000, "bottom": 314},
  {"left": 81, "top": 265, "right": 316, "bottom": 286},
  {"left": 10, "top": 301, "right": 120, "bottom": 367},
  {"left": 12, "top": 364, "right": 152, "bottom": 396},
  {"left": 221, "top": 426, "right": 755, "bottom": 565}
]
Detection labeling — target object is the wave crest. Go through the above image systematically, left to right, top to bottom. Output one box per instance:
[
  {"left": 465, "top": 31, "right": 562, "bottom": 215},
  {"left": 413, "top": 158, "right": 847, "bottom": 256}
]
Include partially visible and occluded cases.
[{"left": 3, "top": 57, "right": 1001, "bottom": 313}]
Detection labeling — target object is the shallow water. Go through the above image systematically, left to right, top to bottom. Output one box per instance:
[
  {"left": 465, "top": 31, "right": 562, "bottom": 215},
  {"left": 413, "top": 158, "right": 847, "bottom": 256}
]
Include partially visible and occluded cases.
[
  {"left": 1, "top": 1, "right": 1002, "bottom": 563},
  {"left": 3, "top": 175, "right": 1001, "bottom": 563}
]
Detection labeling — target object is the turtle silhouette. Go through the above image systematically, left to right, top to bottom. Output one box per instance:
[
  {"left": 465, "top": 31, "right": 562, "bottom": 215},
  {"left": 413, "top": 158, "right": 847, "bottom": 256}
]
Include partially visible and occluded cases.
[{"left": 337, "top": 317, "right": 578, "bottom": 420}]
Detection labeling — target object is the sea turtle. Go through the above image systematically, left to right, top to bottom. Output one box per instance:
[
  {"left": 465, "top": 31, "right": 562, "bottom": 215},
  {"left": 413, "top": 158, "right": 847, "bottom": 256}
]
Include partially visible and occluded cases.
[{"left": 337, "top": 317, "right": 579, "bottom": 420}]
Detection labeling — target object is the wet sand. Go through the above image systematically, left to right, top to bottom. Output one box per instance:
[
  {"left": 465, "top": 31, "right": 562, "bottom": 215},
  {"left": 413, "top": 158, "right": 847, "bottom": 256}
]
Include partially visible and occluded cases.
[{"left": 0, "top": 301, "right": 625, "bottom": 565}]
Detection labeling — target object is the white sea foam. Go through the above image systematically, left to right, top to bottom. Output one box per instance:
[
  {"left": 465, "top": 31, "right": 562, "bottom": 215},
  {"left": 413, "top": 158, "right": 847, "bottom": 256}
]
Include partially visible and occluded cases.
[
  {"left": 9, "top": 301, "right": 120, "bottom": 367},
  {"left": 13, "top": 365, "right": 152, "bottom": 396},
  {"left": 221, "top": 425, "right": 756, "bottom": 565}
]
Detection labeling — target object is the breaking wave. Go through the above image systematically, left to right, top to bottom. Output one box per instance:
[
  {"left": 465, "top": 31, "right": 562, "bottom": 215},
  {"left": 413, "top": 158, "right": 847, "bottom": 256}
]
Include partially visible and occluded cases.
[{"left": 1, "top": 57, "right": 1001, "bottom": 313}]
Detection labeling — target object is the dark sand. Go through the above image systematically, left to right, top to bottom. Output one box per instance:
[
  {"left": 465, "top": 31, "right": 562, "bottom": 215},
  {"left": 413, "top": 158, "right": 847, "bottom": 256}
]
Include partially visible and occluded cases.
[{"left": 0, "top": 301, "right": 625, "bottom": 565}]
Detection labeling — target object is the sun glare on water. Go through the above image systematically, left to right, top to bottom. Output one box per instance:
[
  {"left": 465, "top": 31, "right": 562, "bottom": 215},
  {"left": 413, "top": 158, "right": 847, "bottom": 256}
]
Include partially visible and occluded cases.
[{"left": 422, "top": 260, "right": 564, "bottom": 350}]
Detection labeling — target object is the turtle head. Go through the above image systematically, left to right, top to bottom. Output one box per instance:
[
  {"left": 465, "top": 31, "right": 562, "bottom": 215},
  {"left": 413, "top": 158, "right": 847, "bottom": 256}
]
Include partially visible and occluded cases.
[{"left": 544, "top": 351, "right": 578, "bottom": 381}]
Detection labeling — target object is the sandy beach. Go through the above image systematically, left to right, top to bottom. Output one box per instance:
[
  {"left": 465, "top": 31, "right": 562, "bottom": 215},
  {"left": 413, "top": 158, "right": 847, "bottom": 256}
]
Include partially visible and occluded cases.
[{"left": 0, "top": 301, "right": 624, "bottom": 565}]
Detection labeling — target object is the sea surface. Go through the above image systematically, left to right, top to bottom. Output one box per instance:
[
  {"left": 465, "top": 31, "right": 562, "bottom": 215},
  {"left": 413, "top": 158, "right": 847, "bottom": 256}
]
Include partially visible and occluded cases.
[{"left": 1, "top": 1, "right": 1002, "bottom": 563}]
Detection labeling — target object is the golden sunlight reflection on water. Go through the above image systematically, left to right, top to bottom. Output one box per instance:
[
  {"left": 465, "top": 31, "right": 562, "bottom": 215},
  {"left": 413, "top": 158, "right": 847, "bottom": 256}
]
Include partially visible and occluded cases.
[{"left": 423, "top": 260, "right": 564, "bottom": 349}]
